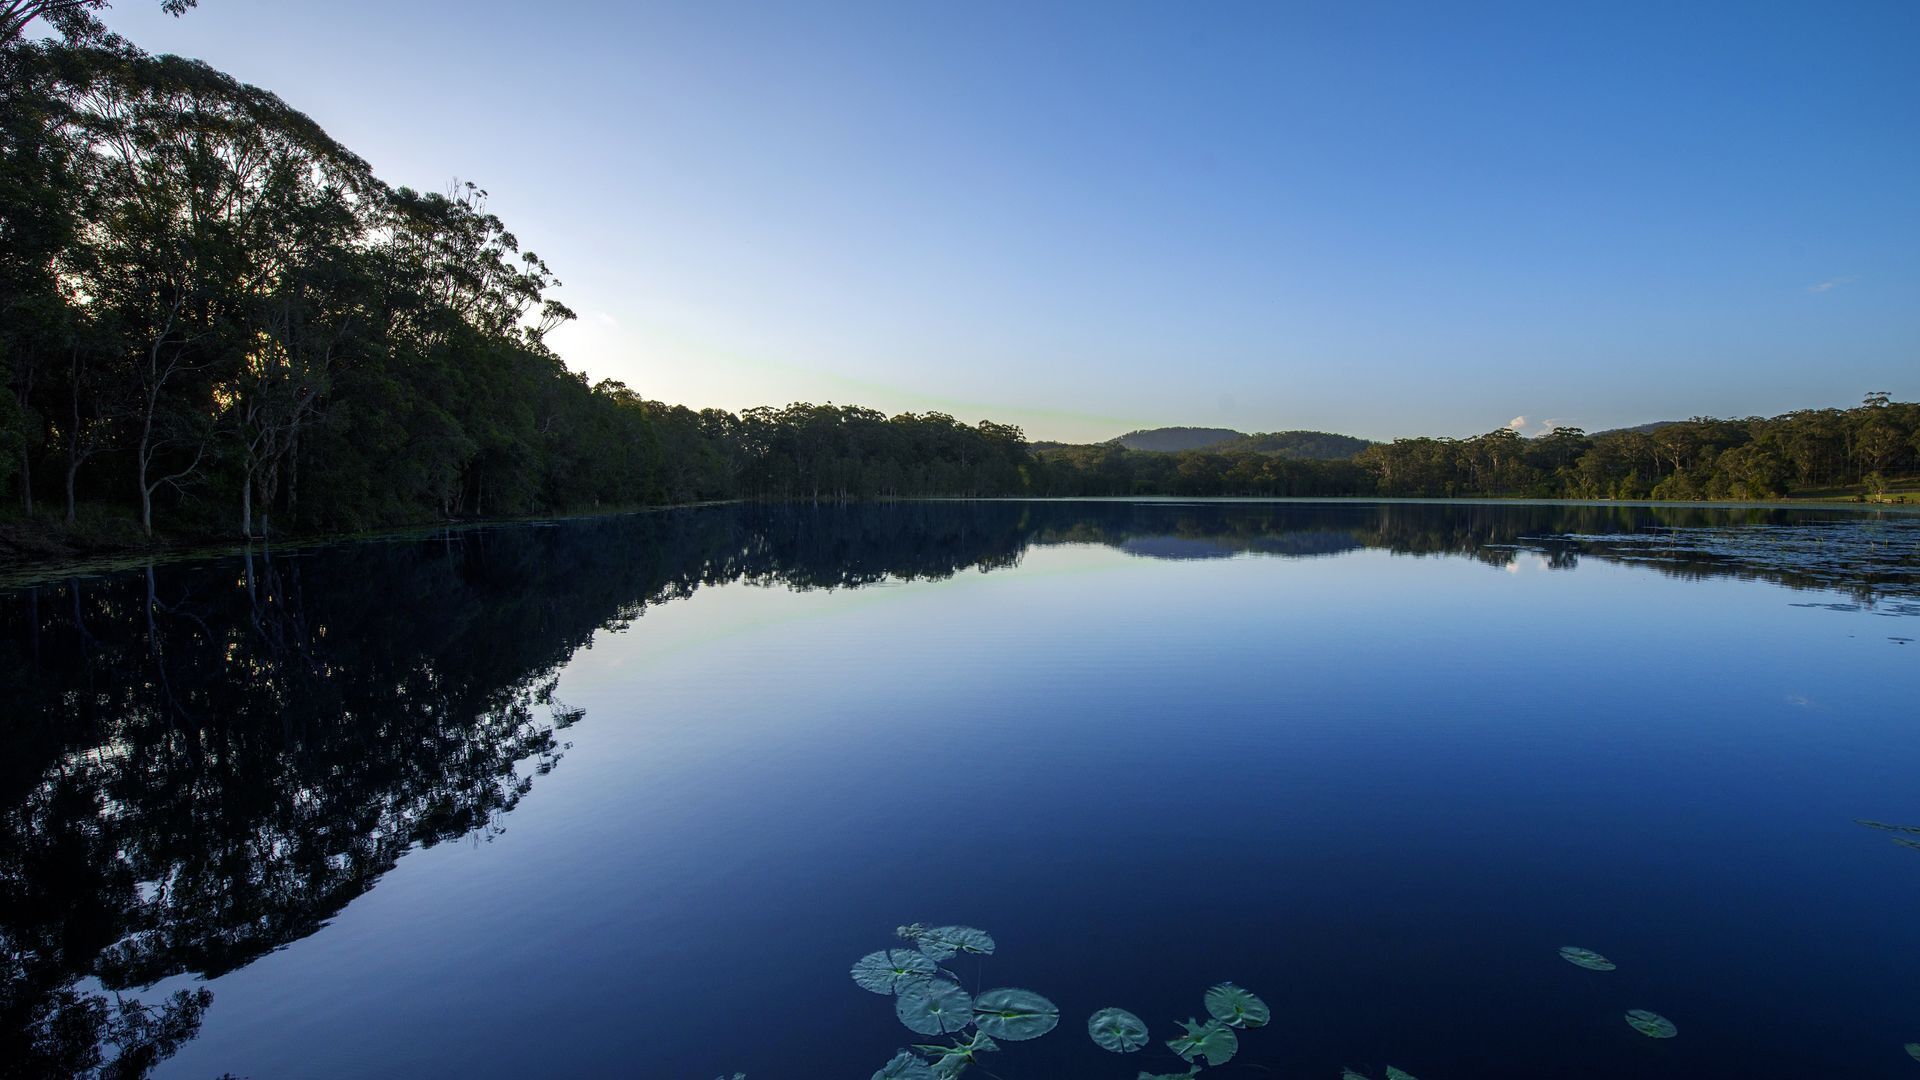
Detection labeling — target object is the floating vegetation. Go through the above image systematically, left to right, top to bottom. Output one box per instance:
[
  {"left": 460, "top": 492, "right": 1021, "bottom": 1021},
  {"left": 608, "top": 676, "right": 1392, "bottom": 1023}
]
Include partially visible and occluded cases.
[
  {"left": 1547, "top": 521, "right": 1920, "bottom": 609},
  {"left": 1858, "top": 820, "right": 1920, "bottom": 854},
  {"left": 898, "top": 923, "right": 996, "bottom": 960},
  {"left": 1558, "top": 946, "right": 1616, "bottom": 971},
  {"left": 854, "top": 949, "right": 938, "bottom": 994},
  {"left": 897, "top": 980, "right": 975, "bottom": 1036},
  {"left": 1203, "top": 981, "right": 1270, "bottom": 1028},
  {"left": 973, "top": 988, "right": 1059, "bottom": 1041},
  {"left": 1088, "top": 1007, "right": 1150, "bottom": 1053},
  {"left": 1625, "top": 1009, "right": 1677, "bottom": 1038},
  {"left": 1167, "top": 1017, "right": 1239, "bottom": 1066},
  {"left": 915, "top": 1030, "right": 999, "bottom": 1075},
  {"left": 1907, "top": 1042, "right": 1920, "bottom": 1062},
  {"left": 872, "top": 1050, "right": 938, "bottom": 1080},
  {"left": 1137, "top": 1069, "right": 1201, "bottom": 1080},
  {"left": 1386, "top": 1069, "right": 1419, "bottom": 1080},
  {"left": 1341, "top": 1070, "right": 1371, "bottom": 1080}
]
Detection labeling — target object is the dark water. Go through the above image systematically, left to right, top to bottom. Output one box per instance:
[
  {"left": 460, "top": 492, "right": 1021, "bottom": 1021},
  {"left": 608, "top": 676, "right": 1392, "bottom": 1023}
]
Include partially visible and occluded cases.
[{"left": 4, "top": 500, "right": 1920, "bottom": 1080}]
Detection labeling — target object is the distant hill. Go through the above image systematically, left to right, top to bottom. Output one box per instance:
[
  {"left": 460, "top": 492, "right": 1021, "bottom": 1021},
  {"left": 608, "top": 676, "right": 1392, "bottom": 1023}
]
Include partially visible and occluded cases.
[
  {"left": 1591, "top": 421, "right": 1678, "bottom": 437},
  {"left": 1103, "top": 427, "right": 1373, "bottom": 460},
  {"left": 1110, "top": 427, "right": 1247, "bottom": 452},
  {"left": 1218, "top": 430, "right": 1374, "bottom": 460}
]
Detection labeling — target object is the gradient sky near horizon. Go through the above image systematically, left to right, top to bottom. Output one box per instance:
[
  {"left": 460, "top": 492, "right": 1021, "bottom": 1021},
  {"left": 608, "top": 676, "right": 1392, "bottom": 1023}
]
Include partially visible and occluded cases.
[{"left": 97, "top": 0, "right": 1918, "bottom": 442}]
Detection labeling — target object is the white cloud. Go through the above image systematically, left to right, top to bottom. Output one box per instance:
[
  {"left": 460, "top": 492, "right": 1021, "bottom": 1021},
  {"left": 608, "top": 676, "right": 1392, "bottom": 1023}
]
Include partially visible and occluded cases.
[
  {"left": 1807, "top": 277, "right": 1855, "bottom": 293},
  {"left": 1506, "top": 415, "right": 1528, "bottom": 431}
]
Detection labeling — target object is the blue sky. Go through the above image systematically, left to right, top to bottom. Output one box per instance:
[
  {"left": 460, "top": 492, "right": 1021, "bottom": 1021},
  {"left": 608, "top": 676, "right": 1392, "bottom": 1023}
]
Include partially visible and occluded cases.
[{"left": 101, "top": 0, "right": 1918, "bottom": 442}]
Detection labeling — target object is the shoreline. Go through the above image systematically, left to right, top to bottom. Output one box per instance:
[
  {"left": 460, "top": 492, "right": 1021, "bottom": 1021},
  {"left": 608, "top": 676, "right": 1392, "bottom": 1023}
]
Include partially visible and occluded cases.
[{"left": 4, "top": 494, "right": 1914, "bottom": 590}]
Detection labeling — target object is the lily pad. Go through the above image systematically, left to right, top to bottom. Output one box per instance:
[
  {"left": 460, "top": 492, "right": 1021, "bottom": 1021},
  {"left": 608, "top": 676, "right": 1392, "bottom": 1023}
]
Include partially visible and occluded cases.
[
  {"left": 905, "top": 924, "right": 997, "bottom": 961},
  {"left": 1559, "top": 946, "right": 1616, "bottom": 971},
  {"left": 854, "top": 949, "right": 938, "bottom": 995},
  {"left": 897, "top": 980, "right": 975, "bottom": 1036},
  {"left": 1204, "top": 981, "right": 1270, "bottom": 1028},
  {"left": 972, "top": 987, "right": 1059, "bottom": 1041},
  {"left": 1088, "top": 1007, "right": 1150, "bottom": 1052},
  {"left": 1625, "top": 1009, "right": 1677, "bottom": 1038},
  {"left": 1167, "top": 1017, "right": 1238, "bottom": 1066},
  {"left": 915, "top": 1031, "right": 999, "bottom": 1076},
  {"left": 1908, "top": 1042, "right": 1920, "bottom": 1061},
  {"left": 872, "top": 1051, "right": 938, "bottom": 1080},
  {"left": 1386, "top": 1069, "right": 1420, "bottom": 1080},
  {"left": 1138, "top": 1070, "right": 1201, "bottom": 1080},
  {"left": 1341, "top": 1070, "right": 1371, "bottom": 1080}
]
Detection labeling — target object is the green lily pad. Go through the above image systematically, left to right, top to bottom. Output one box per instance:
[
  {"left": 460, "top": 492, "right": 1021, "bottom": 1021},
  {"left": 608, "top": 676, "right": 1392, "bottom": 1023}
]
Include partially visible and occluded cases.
[
  {"left": 902, "top": 924, "right": 997, "bottom": 961},
  {"left": 1559, "top": 946, "right": 1616, "bottom": 971},
  {"left": 854, "top": 949, "right": 938, "bottom": 994},
  {"left": 897, "top": 980, "right": 975, "bottom": 1036},
  {"left": 1204, "top": 981, "right": 1270, "bottom": 1028},
  {"left": 972, "top": 987, "right": 1059, "bottom": 1041},
  {"left": 1088, "top": 1007, "right": 1150, "bottom": 1052},
  {"left": 1625, "top": 1009, "right": 1677, "bottom": 1038},
  {"left": 1167, "top": 1017, "right": 1238, "bottom": 1066},
  {"left": 915, "top": 1030, "right": 998, "bottom": 1077},
  {"left": 1908, "top": 1042, "right": 1920, "bottom": 1061},
  {"left": 872, "top": 1050, "right": 938, "bottom": 1080},
  {"left": 1386, "top": 1069, "right": 1420, "bottom": 1080},
  {"left": 1137, "top": 1070, "right": 1201, "bottom": 1080},
  {"left": 1341, "top": 1071, "right": 1371, "bottom": 1080}
]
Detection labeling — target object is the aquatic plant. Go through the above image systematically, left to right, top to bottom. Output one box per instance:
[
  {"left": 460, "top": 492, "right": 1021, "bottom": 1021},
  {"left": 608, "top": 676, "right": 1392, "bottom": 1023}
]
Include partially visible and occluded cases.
[
  {"left": 899, "top": 923, "right": 997, "bottom": 960},
  {"left": 1558, "top": 946, "right": 1616, "bottom": 971},
  {"left": 854, "top": 949, "right": 940, "bottom": 994},
  {"left": 897, "top": 979, "right": 976, "bottom": 1035},
  {"left": 1204, "top": 981, "right": 1270, "bottom": 1028},
  {"left": 973, "top": 987, "right": 1060, "bottom": 1040},
  {"left": 1088, "top": 1007, "right": 1150, "bottom": 1052},
  {"left": 1625, "top": 1009, "right": 1677, "bottom": 1038},
  {"left": 1167, "top": 1017, "right": 1239, "bottom": 1066},
  {"left": 915, "top": 1030, "right": 999, "bottom": 1075},
  {"left": 1906, "top": 1042, "right": 1920, "bottom": 1062},
  {"left": 873, "top": 1050, "right": 939, "bottom": 1080},
  {"left": 1386, "top": 1068, "right": 1419, "bottom": 1080},
  {"left": 1137, "top": 1069, "right": 1201, "bottom": 1080},
  {"left": 1341, "top": 1070, "right": 1371, "bottom": 1080}
]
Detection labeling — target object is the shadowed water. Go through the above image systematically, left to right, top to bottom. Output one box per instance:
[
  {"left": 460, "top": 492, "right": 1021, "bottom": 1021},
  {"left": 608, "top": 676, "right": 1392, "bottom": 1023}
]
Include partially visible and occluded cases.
[{"left": 2, "top": 500, "right": 1918, "bottom": 1079}]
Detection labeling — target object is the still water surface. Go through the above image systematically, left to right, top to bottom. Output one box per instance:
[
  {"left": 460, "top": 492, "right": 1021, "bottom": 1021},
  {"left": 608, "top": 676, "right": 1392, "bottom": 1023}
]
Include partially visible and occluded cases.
[{"left": 4, "top": 501, "right": 1919, "bottom": 1079}]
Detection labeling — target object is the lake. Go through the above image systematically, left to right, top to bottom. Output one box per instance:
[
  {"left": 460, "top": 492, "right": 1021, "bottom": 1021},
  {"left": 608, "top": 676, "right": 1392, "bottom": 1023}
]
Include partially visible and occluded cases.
[{"left": 4, "top": 500, "right": 1919, "bottom": 1079}]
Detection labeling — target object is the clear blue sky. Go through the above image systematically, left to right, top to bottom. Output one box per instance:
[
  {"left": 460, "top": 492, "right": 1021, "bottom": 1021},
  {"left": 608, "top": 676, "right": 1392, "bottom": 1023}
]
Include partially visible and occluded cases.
[{"left": 102, "top": 0, "right": 1918, "bottom": 442}]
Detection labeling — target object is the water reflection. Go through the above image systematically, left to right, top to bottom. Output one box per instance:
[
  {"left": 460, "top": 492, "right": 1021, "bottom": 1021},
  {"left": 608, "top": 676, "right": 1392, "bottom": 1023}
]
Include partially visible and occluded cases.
[{"left": 0, "top": 500, "right": 1913, "bottom": 1075}]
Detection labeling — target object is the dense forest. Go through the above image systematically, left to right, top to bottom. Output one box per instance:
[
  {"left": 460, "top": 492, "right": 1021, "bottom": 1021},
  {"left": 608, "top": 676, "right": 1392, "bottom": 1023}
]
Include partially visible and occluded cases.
[
  {"left": 2, "top": 6, "right": 1916, "bottom": 563},
  {"left": 0, "top": 8, "right": 1029, "bottom": 551}
]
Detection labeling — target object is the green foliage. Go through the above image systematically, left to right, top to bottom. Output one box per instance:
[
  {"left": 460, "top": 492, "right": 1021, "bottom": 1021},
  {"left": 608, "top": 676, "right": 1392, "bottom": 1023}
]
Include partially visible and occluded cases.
[
  {"left": 898, "top": 924, "right": 996, "bottom": 961},
  {"left": 1558, "top": 946, "right": 1616, "bottom": 971},
  {"left": 853, "top": 949, "right": 938, "bottom": 995},
  {"left": 896, "top": 980, "right": 975, "bottom": 1036},
  {"left": 1203, "top": 981, "right": 1269, "bottom": 1028},
  {"left": 970, "top": 988, "right": 1059, "bottom": 1041},
  {"left": 1088, "top": 1007, "right": 1150, "bottom": 1053},
  {"left": 1625, "top": 1009, "right": 1677, "bottom": 1038},
  {"left": 1166, "top": 1017, "right": 1238, "bottom": 1066},
  {"left": 873, "top": 1050, "right": 939, "bottom": 1080},
  {"left": 1386, "top": 1068, "right": 1420, "bottom": 1080}
]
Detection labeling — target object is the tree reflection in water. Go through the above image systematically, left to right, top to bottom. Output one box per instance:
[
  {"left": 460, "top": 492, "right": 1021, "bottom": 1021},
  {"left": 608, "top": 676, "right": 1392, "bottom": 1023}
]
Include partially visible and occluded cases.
[{"left": 1, "top": 501, "right": 1912, "bottom": 1076}]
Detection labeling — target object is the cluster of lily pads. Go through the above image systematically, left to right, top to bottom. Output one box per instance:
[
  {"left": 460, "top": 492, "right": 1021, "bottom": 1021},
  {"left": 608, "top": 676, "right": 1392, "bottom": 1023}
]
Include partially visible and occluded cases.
[
  {"left": 855, "top": 923, "right": 1061, "bottom": 1079},
  {"left": 1557, "top": 946, "right": 1677, "bottom": 1040},
  {"left": 1085, "top": 981, "right": 1276, "bottom": 1080}
]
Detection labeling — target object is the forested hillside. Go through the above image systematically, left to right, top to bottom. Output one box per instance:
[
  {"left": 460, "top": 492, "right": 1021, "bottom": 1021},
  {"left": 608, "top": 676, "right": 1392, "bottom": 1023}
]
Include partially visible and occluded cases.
[{"left": 1110, "top": 427, "right": 1246, "bottom": 452}]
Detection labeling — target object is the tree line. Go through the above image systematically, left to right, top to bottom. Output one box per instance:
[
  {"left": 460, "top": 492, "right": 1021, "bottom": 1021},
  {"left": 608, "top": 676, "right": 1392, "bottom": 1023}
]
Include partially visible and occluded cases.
[
  {"left": 3, "top": 8, "right": 1914, "bottom": 559},
  {"left": 0, "top": 14, "right": 1034, "bottom": 550}
]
